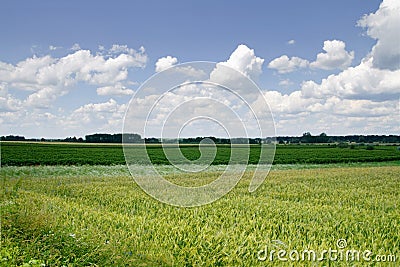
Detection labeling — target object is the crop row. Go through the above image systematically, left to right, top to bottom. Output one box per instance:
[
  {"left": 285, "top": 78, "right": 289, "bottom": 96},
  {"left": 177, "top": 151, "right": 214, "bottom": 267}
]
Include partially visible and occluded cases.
[{"left": 1, "top": 142, "right": 399, "bottom": 166}]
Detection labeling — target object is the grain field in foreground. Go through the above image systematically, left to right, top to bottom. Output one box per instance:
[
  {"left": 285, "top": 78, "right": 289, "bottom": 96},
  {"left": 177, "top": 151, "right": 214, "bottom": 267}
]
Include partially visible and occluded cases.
[{"left": 1, "top": 165, "right": 399, "bottom": 266}]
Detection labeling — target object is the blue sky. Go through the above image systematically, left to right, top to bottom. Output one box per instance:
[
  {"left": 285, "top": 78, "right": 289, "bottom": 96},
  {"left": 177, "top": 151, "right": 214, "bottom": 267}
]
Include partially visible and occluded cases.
[
  {"left": 0, "top": 0, "right": 399, "bottom": 138},
  {"left": 1, "top": 1, "right": 379, "bottom": 65}
]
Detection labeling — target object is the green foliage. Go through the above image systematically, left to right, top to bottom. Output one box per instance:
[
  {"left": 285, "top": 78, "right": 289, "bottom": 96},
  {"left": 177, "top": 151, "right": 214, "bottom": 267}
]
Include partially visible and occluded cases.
[
  {"left": 1, "top": 142, "right": 399, "bottom": 166},
  {"left": 337, "top": 142, "right": 349, "bottom": 148},
  {"left": 273, "top": 144, "right": 399, "bottom": 164},
  {"left": 1, "top": 165, "right": 399, "bottom": 266}
]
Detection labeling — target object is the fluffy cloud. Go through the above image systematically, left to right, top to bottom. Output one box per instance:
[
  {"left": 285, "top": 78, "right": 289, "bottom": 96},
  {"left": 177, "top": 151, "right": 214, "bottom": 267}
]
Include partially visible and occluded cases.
[
  {"left": 264, "top": 0, "right": 400, "bottom": 135},
  {"left": 357, "top": 0, "right": 400, "bottom": 70},
  {"left": 297, "top": 2, "right": 399, "bottom": 104},
  {"left": 269, "top": 40, "right": 353, "bottom": 73},
  {"left": 287, "top": 40, "right": 295, "bottom": 45},
  {"left": 310, "top": 40, "right": 354, "bottom": 70},
  {"left": 0, "top": 44, "right": 147, "bottom": 137},
  {"left": 108, "top": 44, "right": 145, "bottom": 56},
  {"left": 208, "top": 44, "right": 265, "bottom": 105},
  {"left": 217, "top": 44, "right": 264, "bottom": 80},
  {"left": 0, "top": 45, "right": 147, "bottom": 108},
  {"left": 2, "top": 49, "right": 147, "bottom": 89},
  {"left": 0, "top": 55, "right": 55, "bottom": 90},
  {"left": 268, "top": 55, "right": 309, "bottom": 74},
  {"left": 155, "top": 56, "right": 178, "bottom": 72},
  {"left": 154, "top": 57, "right": 207, "bottom": 78},
  {"left": 302, "top": 57, "right": 400, "bottom": 100},
  {"left": 124, "top": 82, "right": 265, "bottom": 138},
  {"left": 0, "top": 83, "right": 22, "bottom": 112},
  {"left": 96, "top": 83, "right": 134, "bottom": 96},
  {"left": 96, "top": 83, "right": 133, "bottom": 96},
  {"left": 25, "top": 87, "right": 65, "bottom": 108},
  {"left": 258, "top": 89, "right": 399, "bottom": 134},
  {"left": 261, "top": 90, "right": 316, "bottom": 115},
  {"left": 303, "top": 96, "right": 397, "bottom": 117},
  {"left": 1, "top": 97, "right": 130, "bottom": 138},
  {"left": 326, "top": 97, "right": 396, "bottom": 117},
  {"left": 62, "top": 98, "right": 128, "bottom": 133},
  {"left": 74, "top": 98, "right": 121, "bottom": 114},
  {"left": 272, "top": 112, "right": 399, "bottom": 136}
]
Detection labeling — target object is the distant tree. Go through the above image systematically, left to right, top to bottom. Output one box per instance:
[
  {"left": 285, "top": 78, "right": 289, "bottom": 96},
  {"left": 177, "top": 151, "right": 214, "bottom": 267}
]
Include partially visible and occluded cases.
[
  {"left": 301, "top": 132, "right": 314, "bottom": 143},
  {"left": 316, "top": 132, "right": 329, "bottom": 143},
  {"left": 2, "top": 135, "right": 25, "bottom": 141}
]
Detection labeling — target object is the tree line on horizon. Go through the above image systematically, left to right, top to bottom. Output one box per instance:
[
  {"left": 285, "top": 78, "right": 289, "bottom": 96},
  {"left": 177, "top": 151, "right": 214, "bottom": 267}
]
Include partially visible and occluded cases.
[{"left": 1, "top": 132, "right": 400, "bottom": 144}]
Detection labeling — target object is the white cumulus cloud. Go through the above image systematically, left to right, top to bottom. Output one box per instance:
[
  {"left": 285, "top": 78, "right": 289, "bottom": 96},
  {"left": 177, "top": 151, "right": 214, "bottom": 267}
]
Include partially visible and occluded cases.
[
  {"left": 263, "top": 0, "right": 400, "bottom": 135},
  {"left": 357, "top": 0, "right": 400, "bottom": 70},
  {"left": 269, "top": 40, "right": 354, "bottom": 73},
  {"left": 310, "top": 40, "right": 354, "bottom": 70},
  {"left": 217, "top": 44, "right": 264, "bottom": 80},
  {"left": 0, "top": 45, "right": 147, "bottom": 108},
  {"left": 268, "top": 55, "right": 309, "bottom": 74},
  {"left": 155, "top": 56, "right": 178, "bottom": 72},
  {"left": 302, "top": 57, "right": 400, "bottom": 100},
  {"left": 0, "top": 83, "right": 22, "bottom": 112},
  {"left": 97, "top": 83, "right": 134, "bottom": 96},
  {"left": 25, "top": 87, "right": 65, "bottom": 108},
  {"left": 261, "top": 90, "right": 317, "bottom": 115},
  {"left": 61, "top": 98, "right": 128, "bottom": 134}
]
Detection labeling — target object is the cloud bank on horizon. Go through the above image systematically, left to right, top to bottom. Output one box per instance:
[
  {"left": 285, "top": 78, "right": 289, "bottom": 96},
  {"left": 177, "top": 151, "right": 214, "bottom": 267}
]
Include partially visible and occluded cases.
[{"left": 0, "top": 0, "right": 399, "bottom": 138}]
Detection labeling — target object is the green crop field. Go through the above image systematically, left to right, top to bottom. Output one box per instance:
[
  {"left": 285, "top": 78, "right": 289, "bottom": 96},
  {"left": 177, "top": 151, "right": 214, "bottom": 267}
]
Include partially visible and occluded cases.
[
  {"left": 1, "top": 142, "right": 400, "bottom": 166},
  {"left": 1, "top": 142, "right": 399, "bottom": 266},
  {"left": 1, "top": 165, "right": 399, "bottom": 266}
]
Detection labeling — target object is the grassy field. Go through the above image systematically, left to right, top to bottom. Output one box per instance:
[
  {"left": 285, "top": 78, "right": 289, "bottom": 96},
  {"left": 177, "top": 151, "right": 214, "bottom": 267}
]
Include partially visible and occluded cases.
[
  {"left": 1, "top": 142, "right": 400, "bottom": 166},
  {"left": 1, "top": 142, "right": 399, "bottom": 265},
  {"left": 1, "top": 164, "right": 399, "bottom": 266}
]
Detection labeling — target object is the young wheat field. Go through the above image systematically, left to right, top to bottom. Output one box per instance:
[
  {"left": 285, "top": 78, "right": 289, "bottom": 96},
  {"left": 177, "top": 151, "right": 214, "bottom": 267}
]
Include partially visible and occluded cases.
[{"left": 1, "top": 163, "right": 399, "bottom": 266}]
